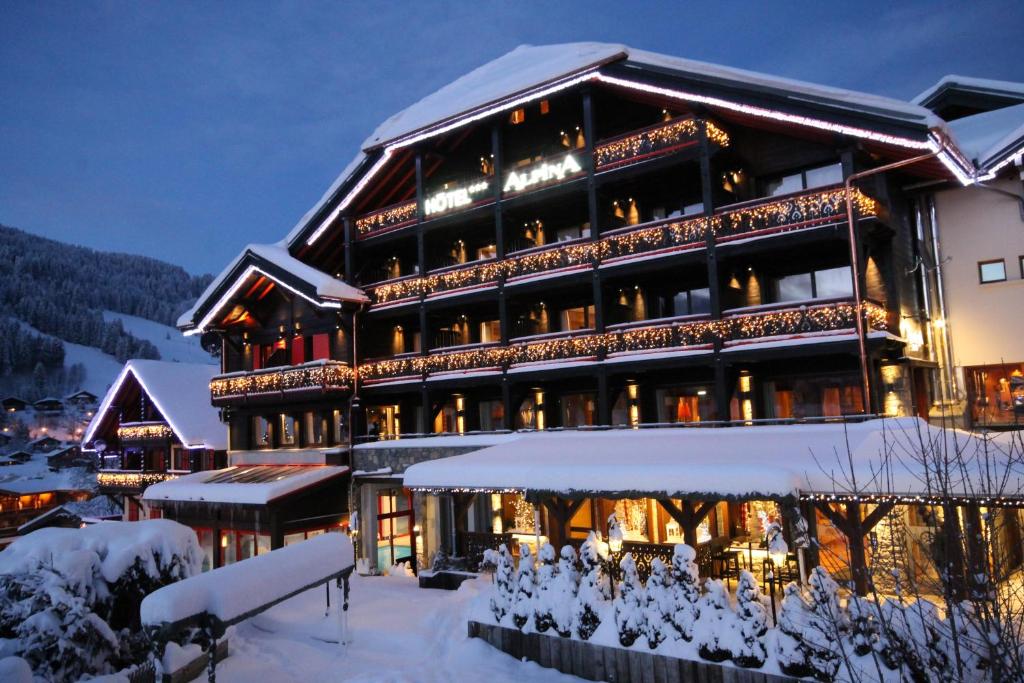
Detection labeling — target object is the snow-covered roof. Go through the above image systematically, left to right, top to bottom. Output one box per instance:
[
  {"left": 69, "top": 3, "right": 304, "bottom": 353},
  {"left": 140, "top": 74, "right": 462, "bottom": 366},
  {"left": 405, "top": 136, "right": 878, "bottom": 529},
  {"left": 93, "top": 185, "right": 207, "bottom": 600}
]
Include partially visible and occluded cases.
[
  {"left": 284, "top": 42, "right": 951, "bottom": 249},
  {"left": 914, "top": 74, "right": 1024, "bottom": 106},
  {"left": 948, "top": 103, "right": 1024, "bottom": 168},
  {"left": 177, "top": 242, "right": 368, "bottom": 331},
  {"left": 83, "top": 360, "right": 226, "bottom": 451},
  {"left": 403, "top": 418, "right": 1020, "bottom": 502},
  {"left": 354, "top": 432, "right": 521, "bottom": 451},
  {"left": 0, "top": 455, "right": 93, "bottom": 495},
  {"left": 142, "top": 465, "right": 349, "bottom": 506},
  {"left": 141, "top": 532, "right": 353, "bottom": 628}
]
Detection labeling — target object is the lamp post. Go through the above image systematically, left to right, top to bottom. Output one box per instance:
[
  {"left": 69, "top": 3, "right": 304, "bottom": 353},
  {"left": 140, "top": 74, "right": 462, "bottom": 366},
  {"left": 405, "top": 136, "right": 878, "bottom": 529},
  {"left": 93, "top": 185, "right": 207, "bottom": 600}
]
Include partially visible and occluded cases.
[{"left": 607, "top": 512, "right": 624, "bottom": 601}]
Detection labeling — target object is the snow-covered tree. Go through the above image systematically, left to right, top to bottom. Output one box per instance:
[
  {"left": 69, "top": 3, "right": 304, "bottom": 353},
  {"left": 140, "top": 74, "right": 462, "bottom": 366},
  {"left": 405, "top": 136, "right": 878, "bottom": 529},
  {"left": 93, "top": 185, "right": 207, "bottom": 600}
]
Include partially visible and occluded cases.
[
  {"left": 573, "top": 531, "right": 609, "bottom": 640},
  {"left": 533, "top": 543, "right": 558, "bottom": 633},
  {"left": 669, "top": 543, "right": 701, "bottom": 641},
  {"left": 511, "top": 544, "right": 535, "bottom": 630},
  {"left": 490, "top": 545, "right": 514, "bottom": 624},
  {"left": 548, "top": 545, "right": 579, "bottom": 637},
  {"left": 613, "top": 553, "right": 645, "bottom": 647},
  {"left": 642, "top": 558, "right": 672, "bottom": 649},
  {"left": 805, "top": 566, "right": 845, "bottom": 681},
  {"left": 731, "top": 570, "right": 768, "bottom": 668},
  {"left": 696, "top": 579, "right": 734, "bottom": 662},
  {"left": 776, "top": 582, "right": 815, "bottom": 679},
  {"left": 846, "top": 595, "right": 881, "bottom": 657}
]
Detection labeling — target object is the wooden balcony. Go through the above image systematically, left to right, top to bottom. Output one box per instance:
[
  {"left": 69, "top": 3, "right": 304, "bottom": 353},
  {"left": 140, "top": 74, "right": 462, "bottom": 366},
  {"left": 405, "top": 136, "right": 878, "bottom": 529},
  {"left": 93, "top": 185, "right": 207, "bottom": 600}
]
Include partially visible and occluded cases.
[
  {"left": 593, "top": 117, "right": 728, "bottom": 171},
  {"left": 367, "top": 186, "right": 878, "bottom": 306},
  {"left": 354, "top": 200, "right": 417, "bottom": 238},
  {"left": 360, "top": 300, "right": 889, "bottom": 383},
  {"left": 210, "top": 359, "right": 354, "bottom": 407},
  {"left": 116, "top": 421, "right": 173, "bottom": 443},
  {"left": 97, "top": 469, "right": 178, "bottom": 494}
]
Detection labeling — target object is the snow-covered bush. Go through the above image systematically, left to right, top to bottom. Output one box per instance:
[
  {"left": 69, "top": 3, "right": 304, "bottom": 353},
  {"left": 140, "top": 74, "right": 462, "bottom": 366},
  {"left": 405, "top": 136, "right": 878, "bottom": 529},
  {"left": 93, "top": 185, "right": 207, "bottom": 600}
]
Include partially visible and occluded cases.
[
  {"left": 0, "top": 520, "right": 201, "bottom": 681},
  {"left": 573, "top": 531, "right": 609, "bottom": 640},
  {"left": 511, "top": 543, "right": 535, "bottom": 630},
  {"left": 532, "top": 543, "right": 557, "bottom": 633},
  {"left": 669, "top": 543, "right": 700, "bottom": 641},
  {"left": 489, "top": 545, "right": 514, "bottom": 623},
  {"left": 548, "top": 545, "right": 579, "bottom": 637},
  {"left": 613, "top": 553, "right": 645, "bottom": 647},
  {"left": 642, "top": 558, "right": 672, "bottom": 649},
  {"left": 804, "top": 567, "right": 845, "bottom": 681},
  {"left": 732, "top": 570, "right": 768, "bottom": 668},
  {"left": 696, "top": 579, "right": 734, "bottom": 662},
  {"left": 776, "top": 582, "right": 815, "bottom": 678},
  {"left": 846, "top": 594, "right": 881, "bottom": 657},
  {"left": 878, "top": 598, "right": 953, "bottom": 682}
]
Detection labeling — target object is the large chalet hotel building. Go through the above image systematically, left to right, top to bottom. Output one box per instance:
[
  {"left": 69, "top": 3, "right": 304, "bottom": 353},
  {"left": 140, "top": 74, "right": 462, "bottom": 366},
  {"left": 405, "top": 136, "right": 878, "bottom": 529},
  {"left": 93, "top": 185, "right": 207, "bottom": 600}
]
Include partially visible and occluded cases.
[{"left": 158, "top": 44, "right": 993, "bottom": 570}]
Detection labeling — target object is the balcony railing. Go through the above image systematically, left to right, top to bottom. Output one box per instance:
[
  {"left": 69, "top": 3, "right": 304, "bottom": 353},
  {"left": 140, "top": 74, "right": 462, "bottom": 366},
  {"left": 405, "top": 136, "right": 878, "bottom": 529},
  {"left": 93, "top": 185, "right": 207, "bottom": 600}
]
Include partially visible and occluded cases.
[
  {"left": 594, "top": 117, "right": 729, "bottom": 171},
  {"left": 367, "top": 187, "right": 877, "bottom": 305},
  {"left": 354, "top": 199, "right": 417, "bottom": 237},
  {"left": 360, "top": 300, "right": 888, "bottom": 382},
  {"left": 210, "top": 359, "right": 354, "bottom": 406},
  {"left": 116, "top": 421, "right": 173, "bottom": 442},
  {"left": 97, "top": 470, "right": 178, "bottom": 493}
]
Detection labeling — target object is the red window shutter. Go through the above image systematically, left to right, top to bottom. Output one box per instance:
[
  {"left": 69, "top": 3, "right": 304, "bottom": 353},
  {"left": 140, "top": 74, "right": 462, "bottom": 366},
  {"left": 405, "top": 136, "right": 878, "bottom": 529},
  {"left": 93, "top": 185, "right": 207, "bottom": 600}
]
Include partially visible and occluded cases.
[
  {"left": 312, "top": 333, "right": 330, "bottom": 360},
  {"left": 291, "top": 336, "right": 305, "bottom": 365}
]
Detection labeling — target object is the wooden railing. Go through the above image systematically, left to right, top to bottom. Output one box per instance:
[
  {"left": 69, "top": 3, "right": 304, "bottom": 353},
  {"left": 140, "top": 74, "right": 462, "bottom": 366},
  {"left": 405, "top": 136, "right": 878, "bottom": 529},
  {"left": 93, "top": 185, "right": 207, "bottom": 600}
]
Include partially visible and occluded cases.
[
  {"left": 594, "top": 117, "right": 728, "bottom": 171},
  {"left": 366, "top": 186, "right": 877, "bottom": 305},
  {"left": 354, "top": 199, "right": 417, "bottom": 237},
  {"left": 360, "top": 300, "right": 887, "bottom": 382},
  {"left": 210, "top": 360, "right": 354, "bottom": 406},
  {"left": 116, "top": 421, "right": 173, "bottom": 442},
  {"left": 97, "top": 470, "right": 178, "bottom": 492}
]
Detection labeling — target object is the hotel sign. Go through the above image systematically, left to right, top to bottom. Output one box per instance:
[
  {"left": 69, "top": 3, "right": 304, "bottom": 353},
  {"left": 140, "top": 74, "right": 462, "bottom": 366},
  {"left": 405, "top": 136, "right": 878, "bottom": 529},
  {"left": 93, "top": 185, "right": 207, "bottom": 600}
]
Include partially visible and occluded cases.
[
  {"left": 503, "top": 154, "right": 583, "bottom": 193},
  {"left": 423, "top": 180, "right": 490, "bottom": 217}
]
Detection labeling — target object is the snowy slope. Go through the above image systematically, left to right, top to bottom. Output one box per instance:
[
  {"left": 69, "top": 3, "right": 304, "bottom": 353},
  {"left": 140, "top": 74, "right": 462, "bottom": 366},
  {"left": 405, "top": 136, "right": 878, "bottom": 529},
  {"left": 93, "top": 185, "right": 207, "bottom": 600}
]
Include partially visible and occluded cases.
[{"left": 102, "top": 311, "right": 213, "bottom": 365}]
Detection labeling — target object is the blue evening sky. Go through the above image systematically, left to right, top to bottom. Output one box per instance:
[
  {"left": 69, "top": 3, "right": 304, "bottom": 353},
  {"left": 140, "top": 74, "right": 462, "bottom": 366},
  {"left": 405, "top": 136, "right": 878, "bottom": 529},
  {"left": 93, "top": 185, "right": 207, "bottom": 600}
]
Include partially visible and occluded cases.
[{"left": 2, "top": 1, "right": 1022, "bottom": 275}]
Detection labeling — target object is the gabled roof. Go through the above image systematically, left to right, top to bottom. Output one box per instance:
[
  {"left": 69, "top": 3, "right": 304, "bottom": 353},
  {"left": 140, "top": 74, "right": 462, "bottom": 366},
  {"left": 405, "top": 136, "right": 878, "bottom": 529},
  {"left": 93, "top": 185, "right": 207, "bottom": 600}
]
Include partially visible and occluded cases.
[
  {"left": 285, "top": 42, "right": 966, "bottom": 249},
  {"left": 914, "top": 75, "right": 1024, "bottom": 113},
  {"left": 948, "top": 102, "right": 1024, "bottom": 176},
  {"left": 177, "top": 242, "right": 368, "bottom": 334},
  {"left": 83, "top": 360, "right": 226, "bottom": 451}
]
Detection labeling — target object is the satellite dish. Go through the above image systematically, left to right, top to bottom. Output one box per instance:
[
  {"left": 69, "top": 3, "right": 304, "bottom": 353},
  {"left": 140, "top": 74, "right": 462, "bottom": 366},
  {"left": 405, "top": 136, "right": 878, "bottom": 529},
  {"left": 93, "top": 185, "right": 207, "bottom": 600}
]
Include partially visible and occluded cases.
[
  {"left": 200, "top": 332, "right": 222, "bottom": 356},
  {"left": 94, "top": 439, "right": 107, "bottom": 454}
]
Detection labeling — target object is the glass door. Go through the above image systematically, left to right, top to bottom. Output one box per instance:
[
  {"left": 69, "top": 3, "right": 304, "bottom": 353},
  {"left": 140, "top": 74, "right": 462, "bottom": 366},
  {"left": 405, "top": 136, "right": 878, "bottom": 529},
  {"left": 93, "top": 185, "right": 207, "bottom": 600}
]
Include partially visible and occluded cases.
[{"left": 377, "top": 488, "right": 414, "bottom": 569}]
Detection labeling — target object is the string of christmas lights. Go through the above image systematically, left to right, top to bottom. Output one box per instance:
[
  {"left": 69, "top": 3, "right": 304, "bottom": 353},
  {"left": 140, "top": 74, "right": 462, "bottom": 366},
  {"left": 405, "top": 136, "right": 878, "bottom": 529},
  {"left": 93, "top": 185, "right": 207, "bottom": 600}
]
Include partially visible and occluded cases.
[
  {"left": 594, "top": 117, "right": 731, "bottom": 169},
  {"left": 368, "top": 187, "right": 876, "bottom": 305},
  {"left": 355, "top": 199, "right": 417, "bottom": 235},
  {"left": 360, "top": 301, "right": 888, "bottom": 380},
  {"left": 210, "top": 361, "right": 354, "bottom": 402},
  {"left": 116, "top": 423, "right": 173, "bottom": 441},
  {"left": 97, "top": 471, "right": 178, "bottom": 490}
]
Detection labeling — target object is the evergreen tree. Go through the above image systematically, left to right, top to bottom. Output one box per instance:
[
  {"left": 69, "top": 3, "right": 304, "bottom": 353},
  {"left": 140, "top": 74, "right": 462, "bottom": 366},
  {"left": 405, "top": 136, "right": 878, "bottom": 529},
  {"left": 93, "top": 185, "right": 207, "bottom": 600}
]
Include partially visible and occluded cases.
[
  {"left": 31, "top": 361, "right": 46, "bottom": 398},
  {"left": 573, "top": 531, "right": 609, "bottom": 640},
  {"left": 533, "top": 543, "right": 558, "bottom": 633},
  {"left": 669, "top": 543, "right": 701, "bottom": 641},
  {"left": 511, "top": 544, "right": 535, "bottom": 630},
  {"left": 490, "top": 545, "right": 514, "bottom": 624},
  {"left": 549, "top": 545, "right": 579, "bottom": 637},
  {"left": 613, "top": 553, "right": 645, "bottom": 647},
  {"left": 642, "top": 558, "right": 672, "bottom": 649},
  {"left": 805, "top": 566, "right": 845, "bottom": 681},
  {"left": 732, "top": 570, "right": 768, "bottom": 668},
  {"left": 696, "top": 579, "right": 734, "bottom": 662},
  {"left": 776, "top": 582, "right": 815, "bottom": 678}
]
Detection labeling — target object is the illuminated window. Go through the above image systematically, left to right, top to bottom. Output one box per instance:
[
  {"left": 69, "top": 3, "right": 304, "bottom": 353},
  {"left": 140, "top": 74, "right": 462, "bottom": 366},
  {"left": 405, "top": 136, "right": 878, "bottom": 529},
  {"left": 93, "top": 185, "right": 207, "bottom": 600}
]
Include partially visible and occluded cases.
[
  {"left": 539, "top": 99, "right": 550, "bottom": 115},
  {"left": 509, "top": 108, "right": 525, "bottom": 125},
  {"left": 766, "top": 162, "right": 843, "bottom": 197},
  {"left": 979, "top": 259, "right": 1006, "bottom": 283},
  {"left": 560, "top": 305, "right": 594, "bottom": 331},
  {"left": 479, "top": 320, "right": 501, "bottom": 343},
  {"left": 561, "top": 392, "right": 596, "bottom": 427},
  {"left": 278, "top": 414, "right": 297, "bottom": 446},
  {"left": 252, "top": 415, "right": 272, "bottom": 449}
]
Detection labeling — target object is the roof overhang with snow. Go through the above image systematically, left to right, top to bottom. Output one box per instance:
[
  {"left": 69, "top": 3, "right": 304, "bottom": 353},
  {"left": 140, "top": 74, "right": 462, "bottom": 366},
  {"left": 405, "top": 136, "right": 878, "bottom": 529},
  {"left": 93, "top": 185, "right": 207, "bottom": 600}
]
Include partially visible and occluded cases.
[
  {"left": 285, "top": 42, "right": 978, "bottom": 250},
  {"left": 177, "top": 243, "right": 368, "bottom": 336},
  {"left": 402, "top": 418, "right": 1024, "bottom": 506},
  {"left": 142, "top": 465, "right": 349, "bottom": 507}
]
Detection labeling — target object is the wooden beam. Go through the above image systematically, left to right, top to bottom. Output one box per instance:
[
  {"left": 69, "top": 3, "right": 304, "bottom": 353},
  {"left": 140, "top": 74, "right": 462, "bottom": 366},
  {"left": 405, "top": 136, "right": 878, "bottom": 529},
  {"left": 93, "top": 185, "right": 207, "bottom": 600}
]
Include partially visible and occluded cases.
[{"left": 657, "top": 498, "right": 717, "bottom": 547}]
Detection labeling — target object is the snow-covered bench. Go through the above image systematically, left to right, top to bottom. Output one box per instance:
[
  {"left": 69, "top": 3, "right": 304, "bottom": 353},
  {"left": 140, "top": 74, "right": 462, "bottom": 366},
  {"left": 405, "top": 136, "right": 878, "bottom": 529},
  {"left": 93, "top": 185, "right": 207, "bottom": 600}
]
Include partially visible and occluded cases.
[{"left": 141, "top": 533, "right": 355, "bottom": 682}]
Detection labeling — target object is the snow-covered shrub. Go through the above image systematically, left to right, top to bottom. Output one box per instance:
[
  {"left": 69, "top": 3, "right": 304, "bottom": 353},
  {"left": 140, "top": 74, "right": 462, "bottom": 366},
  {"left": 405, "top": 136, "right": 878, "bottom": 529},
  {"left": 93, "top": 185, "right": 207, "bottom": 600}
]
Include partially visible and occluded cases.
[
  {"left": 0, "top": 520, "right": 202, "bottom": 681},
  {"left": 573, "top": 531, "right": 609, "bottom": 640},
  {"left": 532, "top": 543, "right": 557, "bottom": 633},
  {"left": 669, "top": 543, "right": 701, "bottom": 641},
  {"left": 511, "top": 544, "right": 535, "bottom": 630},
  {"left": 489, "top": 545, "right": 514, "bottom": 623},
  {"left": 548, "top": 545, "right": 579, "bottom": 637},
  {"left": 613, "top": 553, "right": 645, "bottom": 647},
  {"left": 642, "top": 558, "right": 672, "bottom": 649},
  {"left": 804, "top": 567, "right": 845, "bottom": 682},
  {"left": 732, "top": 570, "right": 768, "bottom": 668},
  {"left": 696, "top": 579, "right": 734, "bottom": 662},
  {"left": 775, "top": 582, "right": 815, "bottom": 678},
  {"left": 846, "top": 595, "right": 881, "bottom": 657},
  {"left": 878, "top": 598, "right": 952, "bottom": 682}
]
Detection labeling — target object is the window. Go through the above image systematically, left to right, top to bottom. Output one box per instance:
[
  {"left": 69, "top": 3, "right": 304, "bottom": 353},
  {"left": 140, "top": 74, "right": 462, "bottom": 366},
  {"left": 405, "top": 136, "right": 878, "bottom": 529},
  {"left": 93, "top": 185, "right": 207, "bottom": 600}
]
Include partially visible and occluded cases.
[
  {"left": 509, "top": 108, "right": 525, "bottom": 125},
  {"left": 766, "top": 162, "right": 843, "bottom": 197},
  {"left": 554, "top": 223, "right": 590, "bottom": 242},
  {"left": 476, "top": 244, "right": 497, "bottom": 260},
  {"left": 1020, "top": 256, "right": 1024, "bottom": 279},
  {"left": 979, "top": 259, "right": 1007, "bottom": 283},
  {"left": 772, "top": 266, "right": 853, "bottom": 303},
  {"left": 774, "top": 272, "right": 813, "bottom": 301},
  {"left": 672, "top": 288, "right": 711, "bottom": 316},
  {"left": 561, "top": 305, "right": 594, "bottom": 331},
  {"left": 479, "top": 320, "right": 501, "bottom": 343},
  {"left": 312, "top": 333, "right": 330, "bottom": 361},
  {"left": 290, "top": 335, "right": 305, "bottom": 365},
  {"left": 656, "top": 386, "right": 716, "bottom": 423},
  {"left": 561, "top": 393, "right": 596, "bottom": 427},
  {"left": 479, "top": 399, "right": 505, "bottom": 431},
  {"left": 304, "top": 412, "right": 325, "bottom": 446},
  {"left": 278, "top": 414, "right": 297, "bottom": 446},
  {"left": 252, "top": 415, "right": 272, "bottom": 449}
]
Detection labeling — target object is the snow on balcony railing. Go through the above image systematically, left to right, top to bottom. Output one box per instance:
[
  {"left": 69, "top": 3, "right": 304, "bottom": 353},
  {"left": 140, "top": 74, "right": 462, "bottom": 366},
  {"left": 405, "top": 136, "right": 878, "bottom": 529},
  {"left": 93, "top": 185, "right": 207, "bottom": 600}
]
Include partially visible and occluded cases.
[
  {"left": 593, "top": 116, "right": 729, "bottom": 171},
  {"left": 366, "top": 186, "right": 875, "bottom": 306},
  {"left": 354, "top": 199, "right": 417, "bottom": 237},
  {"left": 360, "top": 300, "right": 887, "bottom": 382},
  {"left": 210, "top": 360, "right": 354, "bottom": 405},
  {"left": 116, "top": 421, "right": 173, "bottom": 442},
  {"left": 97, "top": 470, "right": 178, "bottom": 491}
]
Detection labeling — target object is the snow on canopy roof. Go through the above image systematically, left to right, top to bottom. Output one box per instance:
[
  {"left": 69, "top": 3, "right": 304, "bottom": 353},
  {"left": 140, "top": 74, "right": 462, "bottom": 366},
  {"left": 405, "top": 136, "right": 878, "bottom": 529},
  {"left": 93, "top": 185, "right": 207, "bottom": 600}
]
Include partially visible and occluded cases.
[
  {"left": 913, "top": 74, "right": 1024, "bottom": 106},
  {"left": 948, "top": 102, "right": 1024, "bottom": 166},
  {"left": 177, "top": 242, "right": 368, "bottom": 329},
  {"left": 84, "top": 360, "right": 225, "bottom": 451},
  {"left": 403, "top": 417, "right": 1022, "bottom": 502},
  {"left": 0, "top": 455, "right": 92, "bottom": 495},
  {"left": 142, "top": 465, "right": 349, "bottom": 506},
  {"left": 141, "top": 532, "right": 353, "bottom": 628}
]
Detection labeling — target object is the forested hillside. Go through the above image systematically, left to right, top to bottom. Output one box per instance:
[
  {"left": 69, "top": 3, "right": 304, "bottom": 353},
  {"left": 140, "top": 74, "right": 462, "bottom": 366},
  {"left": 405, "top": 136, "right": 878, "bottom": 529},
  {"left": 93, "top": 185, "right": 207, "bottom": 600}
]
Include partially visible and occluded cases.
[{"left": 0, "top": 224, "right": 214, "bottom": 399}]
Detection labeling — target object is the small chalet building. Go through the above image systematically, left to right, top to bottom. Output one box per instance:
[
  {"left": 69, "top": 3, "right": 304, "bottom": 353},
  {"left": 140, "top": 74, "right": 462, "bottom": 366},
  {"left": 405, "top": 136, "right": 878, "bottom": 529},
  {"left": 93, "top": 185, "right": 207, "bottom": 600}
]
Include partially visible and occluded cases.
[
  {"left": 179, "top": 43, "right": 1022, "bottom": 577},
  {"left": 83, "top": 360, "right": 227, "bottom": 524},
  {"left": 64, "top": 389, "right": 99, "bottom": 409},
  {"left": 2, "top": 397, "right": 28, "bottom": 413},
  {"left": 32, "top": 397, "right": 64, "bottom": 414},
  {"left": 27, "top": 435, "right": 61, "bottom": 453}
]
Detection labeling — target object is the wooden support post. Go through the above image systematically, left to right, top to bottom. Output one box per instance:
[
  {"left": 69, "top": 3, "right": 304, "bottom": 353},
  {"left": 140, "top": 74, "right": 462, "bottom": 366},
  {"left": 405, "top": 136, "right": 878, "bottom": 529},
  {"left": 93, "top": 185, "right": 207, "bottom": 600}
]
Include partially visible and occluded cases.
[
  {"left": 543, "top": 497, "right": 585, "bottom": 550},
  {"left": 657, "top": 499, "right": 716, "bottom": 547},
  {"left": 814, "top": 500, "right": 894, "bottom": 596}
]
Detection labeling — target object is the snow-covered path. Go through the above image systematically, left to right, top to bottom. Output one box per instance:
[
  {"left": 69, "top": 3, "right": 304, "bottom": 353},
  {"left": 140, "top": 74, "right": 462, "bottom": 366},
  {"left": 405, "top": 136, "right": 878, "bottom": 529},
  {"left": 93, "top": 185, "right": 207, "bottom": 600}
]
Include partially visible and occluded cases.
[{"left": 209, "top": 573, "right": 582, "bottom": 683}]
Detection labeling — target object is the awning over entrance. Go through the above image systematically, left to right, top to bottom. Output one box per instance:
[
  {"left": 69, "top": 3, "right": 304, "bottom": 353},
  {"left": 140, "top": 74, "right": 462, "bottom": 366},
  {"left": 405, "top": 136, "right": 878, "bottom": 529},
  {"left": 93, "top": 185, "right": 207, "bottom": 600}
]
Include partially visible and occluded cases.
[
  {"left": 403, "top": 417, "right": 1021, "bottom": 504},
  {"left": 143, "top": 465, "right": 349, "bottom": 506}
]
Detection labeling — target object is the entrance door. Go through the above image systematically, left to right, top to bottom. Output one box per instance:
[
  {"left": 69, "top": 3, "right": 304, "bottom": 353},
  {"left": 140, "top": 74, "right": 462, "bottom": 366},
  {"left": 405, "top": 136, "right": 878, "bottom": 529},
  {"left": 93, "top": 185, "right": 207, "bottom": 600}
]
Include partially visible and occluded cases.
[{"left": 377, "top": 488, "right": 414, "bottom": 569}]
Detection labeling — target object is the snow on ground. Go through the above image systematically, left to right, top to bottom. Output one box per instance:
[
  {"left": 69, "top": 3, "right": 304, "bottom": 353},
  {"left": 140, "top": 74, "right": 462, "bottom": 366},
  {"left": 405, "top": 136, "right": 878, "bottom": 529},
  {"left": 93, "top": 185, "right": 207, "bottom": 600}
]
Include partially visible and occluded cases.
[
  {"left": 102, "top": 311, "right": 213, "bottom": 365},
  {"left": 211, "top": 573, "right": 582, "bottom": 683}
]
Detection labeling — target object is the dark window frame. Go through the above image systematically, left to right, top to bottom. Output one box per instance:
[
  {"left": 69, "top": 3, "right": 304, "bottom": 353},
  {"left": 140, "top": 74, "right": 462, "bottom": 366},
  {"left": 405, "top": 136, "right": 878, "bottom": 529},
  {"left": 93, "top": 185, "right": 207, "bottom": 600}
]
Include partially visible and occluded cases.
[{"left": 978, "top": 259, "right": 1007, "bottom": 284}]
